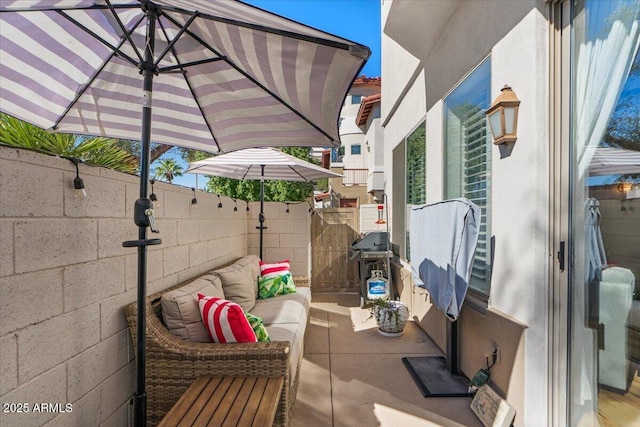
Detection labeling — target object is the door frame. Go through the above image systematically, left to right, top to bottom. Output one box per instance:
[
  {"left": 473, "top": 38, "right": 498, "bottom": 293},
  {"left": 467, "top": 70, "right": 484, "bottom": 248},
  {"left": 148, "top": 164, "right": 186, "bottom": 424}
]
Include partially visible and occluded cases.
[{"left": 549, "top": 0, "right": 572, "bottom": 425}]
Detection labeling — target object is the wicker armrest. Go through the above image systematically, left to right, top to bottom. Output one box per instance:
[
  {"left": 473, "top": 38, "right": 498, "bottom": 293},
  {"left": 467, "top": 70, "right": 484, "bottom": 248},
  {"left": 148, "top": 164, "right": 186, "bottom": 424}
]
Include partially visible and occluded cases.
[
  {"left": 124, "top": 269, "right": 306, "bottom": 426},
  {"left": 293, "top": 275, "right": 310, "bottom": 288},
  {"left": 125, "top": 298, "right": 292, "bottom": 425},
  {"left": 125, "top": 300, "right": 290, "bottom": 365}
]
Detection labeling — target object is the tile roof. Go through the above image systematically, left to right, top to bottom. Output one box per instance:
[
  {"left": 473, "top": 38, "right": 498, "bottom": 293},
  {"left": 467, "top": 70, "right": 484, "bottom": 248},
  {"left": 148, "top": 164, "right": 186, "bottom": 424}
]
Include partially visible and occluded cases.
[{"left": 355, "top": 93, "right": 381, "bottom": 126}]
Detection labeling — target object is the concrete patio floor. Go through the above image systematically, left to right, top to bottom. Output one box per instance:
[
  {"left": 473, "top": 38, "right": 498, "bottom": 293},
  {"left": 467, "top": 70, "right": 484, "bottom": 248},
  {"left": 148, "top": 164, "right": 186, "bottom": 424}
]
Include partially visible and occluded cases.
[{"left": 291, "top": 293, "right": 483, "bottom": 427}]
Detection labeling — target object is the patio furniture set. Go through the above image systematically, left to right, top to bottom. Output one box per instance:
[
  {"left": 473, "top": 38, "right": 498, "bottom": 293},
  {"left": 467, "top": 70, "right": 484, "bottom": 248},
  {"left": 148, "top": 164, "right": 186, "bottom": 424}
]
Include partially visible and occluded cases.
[{"left": 125, "top": 255, "right": 310, "bottom": 426}]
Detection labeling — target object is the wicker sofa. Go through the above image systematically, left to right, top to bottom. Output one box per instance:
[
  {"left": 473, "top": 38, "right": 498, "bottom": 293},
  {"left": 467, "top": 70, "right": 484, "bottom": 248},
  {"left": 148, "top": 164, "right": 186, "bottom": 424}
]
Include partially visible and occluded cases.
[{"left": 125, "top": 255, "right": 310, "bottom": 426}]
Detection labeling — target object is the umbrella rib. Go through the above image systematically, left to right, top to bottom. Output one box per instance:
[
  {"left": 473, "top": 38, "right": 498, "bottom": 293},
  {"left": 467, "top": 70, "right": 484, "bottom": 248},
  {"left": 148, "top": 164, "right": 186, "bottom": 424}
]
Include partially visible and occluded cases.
[
  {"left": 105, "top": 0, "right": 144, "bottom": 65},
  {"left": 0, "top": 4, "right": 139, "bottom": 13},
  {"left": 56, "top": 10, "right": 140, "bottom": 68},
  {"left": 52, "top": 11, "right": 145, "bottom": 131},
  {"left": 153, "top": 11, "right": 198, "bottom": 69},
  {"left": 160, "top": 13, "right": 336, "bottom": 145},
  {"left": 156, "top": 16, "right": 222, "bottom": 152},
  {"left": 159, "top": 57, "right": 227, "bottom": 73},
  {"left": 288, "top": 165, "right": 309, "bottom": 181},
  {"left": 241, "top": 166, "right": 255, "bottom": 181}
]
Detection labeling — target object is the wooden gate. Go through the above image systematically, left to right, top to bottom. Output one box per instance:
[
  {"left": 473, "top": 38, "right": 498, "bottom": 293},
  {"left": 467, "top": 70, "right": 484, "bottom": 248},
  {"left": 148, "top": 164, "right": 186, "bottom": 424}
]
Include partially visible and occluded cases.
[{"left": 311, "top": 208, "right": 359, "bottom": 292}]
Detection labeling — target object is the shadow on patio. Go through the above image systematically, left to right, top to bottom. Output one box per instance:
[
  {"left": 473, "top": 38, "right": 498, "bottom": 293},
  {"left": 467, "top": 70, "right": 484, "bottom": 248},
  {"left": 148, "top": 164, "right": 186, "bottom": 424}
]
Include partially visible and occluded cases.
[{"left": 292, "top": 293, "right": 482, "bottom": 427}]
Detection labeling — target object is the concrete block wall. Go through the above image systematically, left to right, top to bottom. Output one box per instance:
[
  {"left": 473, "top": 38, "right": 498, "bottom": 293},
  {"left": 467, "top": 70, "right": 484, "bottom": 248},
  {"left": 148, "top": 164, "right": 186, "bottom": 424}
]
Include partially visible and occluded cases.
[
  {"left": 0, "top": 145, "right": 311, "bottom": 426},
  {"left": 247, "top": 200, "right": 312, "bottom": 277}
]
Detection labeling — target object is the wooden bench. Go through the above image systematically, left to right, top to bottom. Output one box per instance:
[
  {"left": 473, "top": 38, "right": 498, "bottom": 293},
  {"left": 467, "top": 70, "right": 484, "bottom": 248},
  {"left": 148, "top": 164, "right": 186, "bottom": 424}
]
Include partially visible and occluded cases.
[{"left": 158, "top": 376, "right": 284, "bottom": 427}]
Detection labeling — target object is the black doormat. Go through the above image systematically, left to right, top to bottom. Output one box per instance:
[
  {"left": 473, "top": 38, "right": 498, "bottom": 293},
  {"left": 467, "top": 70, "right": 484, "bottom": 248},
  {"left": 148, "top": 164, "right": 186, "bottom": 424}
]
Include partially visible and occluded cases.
[{"left": 402, "top": 356, "right": 473, "bottom": 397}]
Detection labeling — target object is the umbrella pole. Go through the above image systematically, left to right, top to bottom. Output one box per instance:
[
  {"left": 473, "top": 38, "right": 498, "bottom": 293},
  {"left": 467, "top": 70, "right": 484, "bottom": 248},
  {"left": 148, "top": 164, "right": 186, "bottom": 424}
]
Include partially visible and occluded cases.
[
  {"left": 121, "top": 5, "right": 161, "bottom": 427},
  {"left": 258, "top": 165, "right": 266, "bottom": 259}
]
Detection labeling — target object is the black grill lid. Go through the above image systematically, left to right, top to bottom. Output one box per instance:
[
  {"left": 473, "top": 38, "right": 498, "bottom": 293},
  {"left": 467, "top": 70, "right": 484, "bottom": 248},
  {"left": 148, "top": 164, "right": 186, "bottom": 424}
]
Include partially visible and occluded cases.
[{"left": 350, "top": 232, "right": 389, "bottom": 251}]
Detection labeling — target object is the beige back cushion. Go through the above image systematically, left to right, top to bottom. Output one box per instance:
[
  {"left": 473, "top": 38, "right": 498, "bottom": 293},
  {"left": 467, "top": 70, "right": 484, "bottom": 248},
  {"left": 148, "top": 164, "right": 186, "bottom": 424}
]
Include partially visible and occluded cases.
[
  {"left": 235, "top": 254, "right": 261, "bottom": 281},
  {"left": 212, "top": 255, "right": 260, "bottom": 312},
  {"left": 161, "top": 274, "right": 224, "bottom": 342}
]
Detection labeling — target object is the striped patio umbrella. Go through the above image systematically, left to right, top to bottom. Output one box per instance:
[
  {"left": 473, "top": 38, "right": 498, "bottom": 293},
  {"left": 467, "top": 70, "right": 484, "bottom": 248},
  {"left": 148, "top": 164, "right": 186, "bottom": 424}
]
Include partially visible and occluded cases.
[
  {"left": 0, "top": 2, "right": 369, "bottom": 424},
  {"left": 186, "top": 147, "right": 341, "bottom": 259},
  {"left": 588, "top": 147, "right": 640, "bottom": 176}
]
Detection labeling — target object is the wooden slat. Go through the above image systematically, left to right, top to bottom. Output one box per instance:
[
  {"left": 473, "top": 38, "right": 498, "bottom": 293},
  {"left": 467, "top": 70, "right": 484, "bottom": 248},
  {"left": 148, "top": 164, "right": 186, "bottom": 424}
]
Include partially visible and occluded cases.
[
  {"left": 312, "top": 208, "right": 359, "bottom": 292},
  {"left": 157, "top": 376, "right": 213, "bottom": 427},
  {"left": 159, "top": 376, "right": 284, "bottom": 427},
  {"left": 179, "top": 377, "right": 231, "bottom": 426},
  {"left": 193, "top": 377, "right": 235, "bottom": 426},
  {"left": 206, "top": 377, "right": 245, "bottom": 426},
  {"left": 222, "top": 377, "right": 257, "bottom": 427},
  {"left": 237, "top": 377, "right": 269, "bottom": 427},
  {"left": 253, "top": 377, "right": 285, "bottom": 427}
]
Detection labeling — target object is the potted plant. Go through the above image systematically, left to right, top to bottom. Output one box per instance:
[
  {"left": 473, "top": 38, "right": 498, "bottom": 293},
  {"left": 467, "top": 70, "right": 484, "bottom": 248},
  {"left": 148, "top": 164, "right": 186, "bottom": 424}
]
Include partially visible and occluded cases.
[{"left": 368, "top": 298, "right": 409, "bottom": 337}]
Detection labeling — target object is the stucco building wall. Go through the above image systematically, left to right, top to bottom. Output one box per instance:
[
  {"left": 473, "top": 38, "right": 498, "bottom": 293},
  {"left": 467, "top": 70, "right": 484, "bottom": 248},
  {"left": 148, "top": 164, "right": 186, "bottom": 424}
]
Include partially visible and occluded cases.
[{"left": 383, "top": 1, "right": 550, "bottom": 425}]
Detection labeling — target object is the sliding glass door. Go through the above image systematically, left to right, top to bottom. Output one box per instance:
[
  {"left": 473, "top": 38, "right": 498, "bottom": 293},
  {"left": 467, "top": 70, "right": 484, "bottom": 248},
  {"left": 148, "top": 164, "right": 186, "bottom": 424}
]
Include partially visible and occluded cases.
[{"left": 567, "top": 0, "right": 640, "bottom": 424}]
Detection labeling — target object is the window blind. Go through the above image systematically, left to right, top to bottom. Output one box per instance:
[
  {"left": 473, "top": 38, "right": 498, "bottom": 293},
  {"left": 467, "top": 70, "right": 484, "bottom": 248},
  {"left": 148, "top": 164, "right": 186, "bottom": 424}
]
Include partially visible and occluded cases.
[{"left": 461, "top": 99, "right": 491, "bottom": 293}]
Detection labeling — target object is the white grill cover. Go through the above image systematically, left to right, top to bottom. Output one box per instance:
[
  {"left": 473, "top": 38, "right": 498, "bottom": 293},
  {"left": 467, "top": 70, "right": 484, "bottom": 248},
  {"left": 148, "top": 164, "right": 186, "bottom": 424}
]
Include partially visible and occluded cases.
[{"left": 409, "top": 199, "right": 481, "bottom": 321}]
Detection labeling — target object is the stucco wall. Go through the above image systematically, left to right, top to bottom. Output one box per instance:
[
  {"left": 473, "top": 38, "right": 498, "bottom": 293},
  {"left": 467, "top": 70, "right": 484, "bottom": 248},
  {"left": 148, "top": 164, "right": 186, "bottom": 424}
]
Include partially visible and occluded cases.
[
  {"left": 383, "top": 1, "right": 549, "bottom": 425},
  {"left": 0, "top": 145, "right": 311, "bottom": 426}
]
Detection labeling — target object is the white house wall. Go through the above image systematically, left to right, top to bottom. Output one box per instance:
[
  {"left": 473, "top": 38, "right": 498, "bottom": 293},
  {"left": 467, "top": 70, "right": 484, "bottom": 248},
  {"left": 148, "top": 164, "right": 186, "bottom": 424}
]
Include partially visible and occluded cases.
[
  {"left": 382, "top": 1, "right": 550, "bottom": 425},
  {"left": 380, "top": 35, "right": 422, "bottom": 122},
  {"left": 382, "top": 68, "right": 426, "bottom": 243}
]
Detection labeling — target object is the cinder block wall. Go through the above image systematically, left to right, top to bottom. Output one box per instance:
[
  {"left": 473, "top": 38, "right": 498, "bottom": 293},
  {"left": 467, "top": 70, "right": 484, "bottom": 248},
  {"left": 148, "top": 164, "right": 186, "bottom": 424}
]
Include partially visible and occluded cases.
[
  {"left": 0, "top": 146, "right": 311, "bottom": 426},
  {"left": 247, "top": 201, "right": 311, "bottom": 277}
]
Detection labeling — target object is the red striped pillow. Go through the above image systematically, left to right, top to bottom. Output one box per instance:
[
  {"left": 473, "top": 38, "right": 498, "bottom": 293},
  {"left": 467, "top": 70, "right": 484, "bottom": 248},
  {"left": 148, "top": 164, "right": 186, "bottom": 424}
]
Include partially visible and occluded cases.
[
  {"left": 259, "top": 259, "right": 291, "bottom": 278},
  {"left": 197, "top": 294, "right": 257, "bottom": 343}
]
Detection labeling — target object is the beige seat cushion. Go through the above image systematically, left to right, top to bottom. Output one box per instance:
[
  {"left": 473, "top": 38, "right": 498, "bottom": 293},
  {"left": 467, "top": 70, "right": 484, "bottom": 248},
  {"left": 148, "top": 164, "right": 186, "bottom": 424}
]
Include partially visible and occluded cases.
[
  {"left": 212, "top": 255, "right": 260, "bottom": 311},
  {"left": 161, "top": 274, "right": 224, "bottom": 342},
  {"left": 251, "top": 287, "right": 311, "bottom": 325},
  {"left": 251, "top": 299, "right": 308, "bottom": 325},
  {"left": 265, "top": 322, "right": 305, "bottom": 387}
]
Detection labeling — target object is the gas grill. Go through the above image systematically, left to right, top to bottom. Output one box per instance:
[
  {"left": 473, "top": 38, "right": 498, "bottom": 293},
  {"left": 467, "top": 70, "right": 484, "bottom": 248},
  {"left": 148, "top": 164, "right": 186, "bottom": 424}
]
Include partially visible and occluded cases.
[{"left": 349, "top": 232, "right": 395, "bottom": 307}]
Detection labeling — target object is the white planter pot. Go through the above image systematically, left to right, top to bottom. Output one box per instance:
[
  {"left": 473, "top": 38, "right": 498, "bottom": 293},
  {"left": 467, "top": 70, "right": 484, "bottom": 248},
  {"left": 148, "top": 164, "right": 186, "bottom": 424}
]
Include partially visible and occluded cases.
[{"left": 372, "top": 301, "right": 409, "bottom": 337}]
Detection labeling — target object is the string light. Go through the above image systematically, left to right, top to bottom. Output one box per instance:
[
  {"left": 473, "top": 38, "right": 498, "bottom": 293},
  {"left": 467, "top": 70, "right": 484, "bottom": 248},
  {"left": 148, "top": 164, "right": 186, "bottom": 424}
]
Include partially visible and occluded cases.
[
  {"left": 70, "top": 158, "right": 86, "bottom": 199},
  {"left": 150, "top": 179, "right": 157, "bottom": 201},
  {"left": 191, "top": 188, "right": 198, "bottom": 205},
  {"left": 217, "top": 194, "right": 223, "bottom": 208},
  {"left": 234, "top": 199, "right": 238, "bottom": 212},
  {"left": 246, "top": 201, "right": 250, "bottom": 212},
  {"left": 286, "top": 203, "right": 290, "bottom": 213}
]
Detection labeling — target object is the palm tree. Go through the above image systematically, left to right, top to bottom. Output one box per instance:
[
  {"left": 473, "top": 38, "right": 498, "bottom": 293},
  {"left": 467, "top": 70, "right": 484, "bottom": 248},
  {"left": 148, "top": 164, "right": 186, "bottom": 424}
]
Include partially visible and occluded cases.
[
  {"left": 0, "top": 114, "right": 138, "bottom": 173},
  {"left": 153, "top": 158, "right": 183, "bottom": 184}
]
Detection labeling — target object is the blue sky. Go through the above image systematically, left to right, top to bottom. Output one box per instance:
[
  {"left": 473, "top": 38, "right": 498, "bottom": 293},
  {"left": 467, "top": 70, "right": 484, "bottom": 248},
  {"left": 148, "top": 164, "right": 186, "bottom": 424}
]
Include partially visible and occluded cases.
[{"left": 168, "top": 0, "right": 381, "bottom": 189}]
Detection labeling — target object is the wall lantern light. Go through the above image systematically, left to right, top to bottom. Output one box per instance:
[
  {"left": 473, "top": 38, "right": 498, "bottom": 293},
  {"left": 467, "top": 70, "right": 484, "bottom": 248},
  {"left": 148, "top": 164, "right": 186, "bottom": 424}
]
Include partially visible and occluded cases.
[{"left": 486, "top": 85, "right": 520, "bottom": 145}]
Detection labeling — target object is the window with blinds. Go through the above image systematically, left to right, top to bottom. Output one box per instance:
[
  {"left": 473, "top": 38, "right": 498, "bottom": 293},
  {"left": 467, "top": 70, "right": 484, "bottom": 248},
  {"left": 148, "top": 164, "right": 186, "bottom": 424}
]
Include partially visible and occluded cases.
[
  {"left": 444, "top": 57, "right": 492, "bottom": 296},
  {"left": 391, "top": 122, "right": 426, "bottom": 261},
  {"left": 406, "top": 123, "right": 426, "bottom": 260}
]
